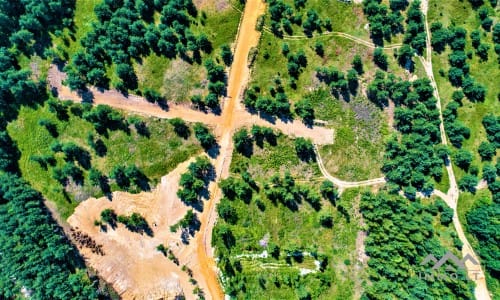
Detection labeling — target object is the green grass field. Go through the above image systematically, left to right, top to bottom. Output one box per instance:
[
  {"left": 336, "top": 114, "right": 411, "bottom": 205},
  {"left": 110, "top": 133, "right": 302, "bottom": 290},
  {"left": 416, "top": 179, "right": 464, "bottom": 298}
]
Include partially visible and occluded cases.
[
  {"left": 52, "top": 0, "right": 101, "bottom": 60},
  {"left": 312, "top": 90, "right": 390, "bottom": 181},
  {"left": 7, "top": 101, "right": 201, "bottom": 218},
  {"left": 217, "top": 133, "right": 367, "bottom": 299}
]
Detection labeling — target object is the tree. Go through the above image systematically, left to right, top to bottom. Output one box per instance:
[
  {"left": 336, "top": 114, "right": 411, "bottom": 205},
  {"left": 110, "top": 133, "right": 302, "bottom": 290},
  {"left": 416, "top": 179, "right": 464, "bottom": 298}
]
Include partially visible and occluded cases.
[
  {"left": 494, "top": 23, "right": 500, "bottom": 44},
  {"left": 470, "top": 30, "right": 481, "bottom": 48},
  {"left": 197, "top": 33, "right": 212, "bottom": 53},
  {"left": 314, "top": 41, "right": 324, "bottom": 56},
  {"left": 476, "top": 43, "right": 490, "bottom": 61},
  {"left": 397, "top": 44, "right": 414, "bottom": 69},
  {"left": 373, "top": 47, "right": 388, "bottom": 70},
  {"left": 352, "top": 54, "right": 364, "bottom": 74},
  {"left": 448, "top": 67, "right": 464, "bottom": 87},
  {"left": 347, "top": 68, "right": 358, "bottom": 94},
  {"left": 462, "top": 77, "right": 486, "bottom": 102},
  {"left": 452, "top": 90, "right": 464, "bottom": 103},
  {"left": 294, "top": 98, "right": 314, "bottom": 125},
  {"left": 169, "top": 118, "right": 190, "bottom": 138},
  {"left": 193, "top": 122, "right": 216, "bottom": 150},
  {"left": 233, "top": 128, "right": 253, "bottom": 156},
  {"left": 295, "top": 137, "right": 315, "bottom": 162},
  {"left": 478, "top": 141, "right": 496, "bottom": 161},
  {"left": 453, "top": 149, "right": 473, "bottom": 170},
  {"left": 482, "top": 164, "right": 497, "bottom": 183},
  {"left": 458, "top": 174, "right": 478, "bottom": 193},
  {"left": 320, "top": 180, "right": 338, "bottom": 204},
  {"left": 217, "top": 201, "right": 238, "bottom": 224},
  {"left": 440, "top": 206, "right": 454, "bottom": 225},
  {"left": 101, "top": 208, "right": 117, "bottom": 226},
  {"left": 318, "top": 211, "right": 333, "bottom": 228}
]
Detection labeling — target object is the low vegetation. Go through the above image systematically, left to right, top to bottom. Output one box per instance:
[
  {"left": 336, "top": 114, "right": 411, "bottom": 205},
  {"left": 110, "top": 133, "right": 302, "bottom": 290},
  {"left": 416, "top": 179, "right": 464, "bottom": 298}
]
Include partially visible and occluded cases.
[{"left": 214, "top": 130, "right": 363, "bottom": 298}]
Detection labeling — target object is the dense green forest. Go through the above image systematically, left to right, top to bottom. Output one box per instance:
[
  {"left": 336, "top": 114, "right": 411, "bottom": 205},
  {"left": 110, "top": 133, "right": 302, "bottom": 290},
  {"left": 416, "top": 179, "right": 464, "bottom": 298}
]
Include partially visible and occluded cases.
[
  {"left": 0, "top": 0, "right": 101, "bottom": 297},
  {"left": 360, "top": 192, "right": 473, "bottom": 299}
]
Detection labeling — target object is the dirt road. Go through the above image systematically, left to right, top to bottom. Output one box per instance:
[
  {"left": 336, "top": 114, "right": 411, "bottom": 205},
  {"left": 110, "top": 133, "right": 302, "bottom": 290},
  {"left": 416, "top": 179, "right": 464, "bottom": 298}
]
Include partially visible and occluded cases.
[
  {"left": 193, "top": 0, "right": 267, "bottom": 299},
  {"left": 420, "top": 1, "right": 491, "bottom": 298},
  {"left": 262, "top": 27, "right": 402, "bottom": 50},
  {"left": 48, "top": 66, "right": 333, "bottom": 145},
  {"left": 314, "top": 145, "right": 386, "bottom": 193}
]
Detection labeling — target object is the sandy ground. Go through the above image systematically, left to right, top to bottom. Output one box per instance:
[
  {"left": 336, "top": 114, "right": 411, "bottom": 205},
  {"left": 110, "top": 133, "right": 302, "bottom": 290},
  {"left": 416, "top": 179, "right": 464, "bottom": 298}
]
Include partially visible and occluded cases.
[{"left": 68, "top": 159, "right": 202, "bottom": 299}]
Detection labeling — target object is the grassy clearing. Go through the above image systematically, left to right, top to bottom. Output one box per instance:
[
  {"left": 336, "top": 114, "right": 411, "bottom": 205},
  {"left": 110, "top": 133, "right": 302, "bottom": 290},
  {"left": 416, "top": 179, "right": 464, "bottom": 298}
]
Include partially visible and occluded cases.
[
  {"left": 263, "top": 0, "right": 370, "bottom": 39},
  {"left": 429, "top": 0, "right": 500, "bottom": 181},
  {"left": 136, "top": 2, "right": 242, "bottom": 102},
  {"left": 250, "top": 34, "right": 395, "bottom": 181},
  {"left": 309, "top": 89, "right": 389, "bottom": 181},
  {"left": 7, "top": 101, "right": 201, "bottom": 218},
  {"left": 218, "top": 134, "right": 366, "bottom": 299},
  {"left": 433, "top": 166, "right": 450, "bottom": 193}
]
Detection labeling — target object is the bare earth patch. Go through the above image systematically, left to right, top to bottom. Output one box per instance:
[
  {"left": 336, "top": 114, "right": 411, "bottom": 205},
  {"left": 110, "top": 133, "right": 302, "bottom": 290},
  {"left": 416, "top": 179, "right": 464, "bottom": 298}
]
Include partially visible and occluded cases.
[
  {"left": 194, "top": 0, "right": 230, "bottom": 11},
  {"left": 68, "top": 158, "right": 202, "bottom": 299}
]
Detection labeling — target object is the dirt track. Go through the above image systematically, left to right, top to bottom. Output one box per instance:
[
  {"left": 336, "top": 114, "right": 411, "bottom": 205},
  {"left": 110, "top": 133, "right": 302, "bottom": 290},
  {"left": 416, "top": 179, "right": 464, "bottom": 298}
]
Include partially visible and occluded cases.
[{"left": 193, "top": 0, "right": 267, "bottom": 298}]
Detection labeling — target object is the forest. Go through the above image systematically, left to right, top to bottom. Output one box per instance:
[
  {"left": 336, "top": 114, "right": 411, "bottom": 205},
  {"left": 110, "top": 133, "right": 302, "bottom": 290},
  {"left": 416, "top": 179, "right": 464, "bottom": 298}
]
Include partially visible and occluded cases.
[{"left": 0, "top": 0, "right": 104, "bottom": 297}]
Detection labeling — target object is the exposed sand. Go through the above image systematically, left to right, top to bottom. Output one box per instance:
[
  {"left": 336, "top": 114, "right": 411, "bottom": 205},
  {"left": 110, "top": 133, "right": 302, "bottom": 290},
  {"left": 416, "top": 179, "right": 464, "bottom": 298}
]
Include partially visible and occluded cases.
[{"left": 68, "top": 159, "right": 200, "bottom": 299}]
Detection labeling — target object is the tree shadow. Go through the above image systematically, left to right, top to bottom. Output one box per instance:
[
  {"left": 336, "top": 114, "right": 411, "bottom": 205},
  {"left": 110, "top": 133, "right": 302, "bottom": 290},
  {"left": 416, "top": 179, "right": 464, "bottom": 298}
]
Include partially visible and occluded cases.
[{"left": 207, "top": 143, "right": 220, "bottom": 159}]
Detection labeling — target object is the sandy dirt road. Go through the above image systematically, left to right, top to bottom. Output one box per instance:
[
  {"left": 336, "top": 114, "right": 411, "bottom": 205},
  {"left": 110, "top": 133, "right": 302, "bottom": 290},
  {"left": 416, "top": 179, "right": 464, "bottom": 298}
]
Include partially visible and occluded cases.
[
  {"left": 193, "top": 0, "right": 267, "bottom": 298},
  {"left": 48, "top": 66, "right": 333, "bottom": 145}
]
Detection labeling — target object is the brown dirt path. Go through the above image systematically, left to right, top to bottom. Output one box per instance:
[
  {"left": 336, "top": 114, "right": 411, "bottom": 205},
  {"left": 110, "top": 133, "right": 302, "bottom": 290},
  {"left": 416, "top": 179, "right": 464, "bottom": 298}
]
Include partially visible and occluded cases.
[
  {"left": 193, "top": 0, "right": 267, "bottom": 298},
  {"left": 47, "top": 65, "right": 333, "bottom": 145},
  {"left": 48, "top": 65, "right": 221, "bottom": 126}
]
